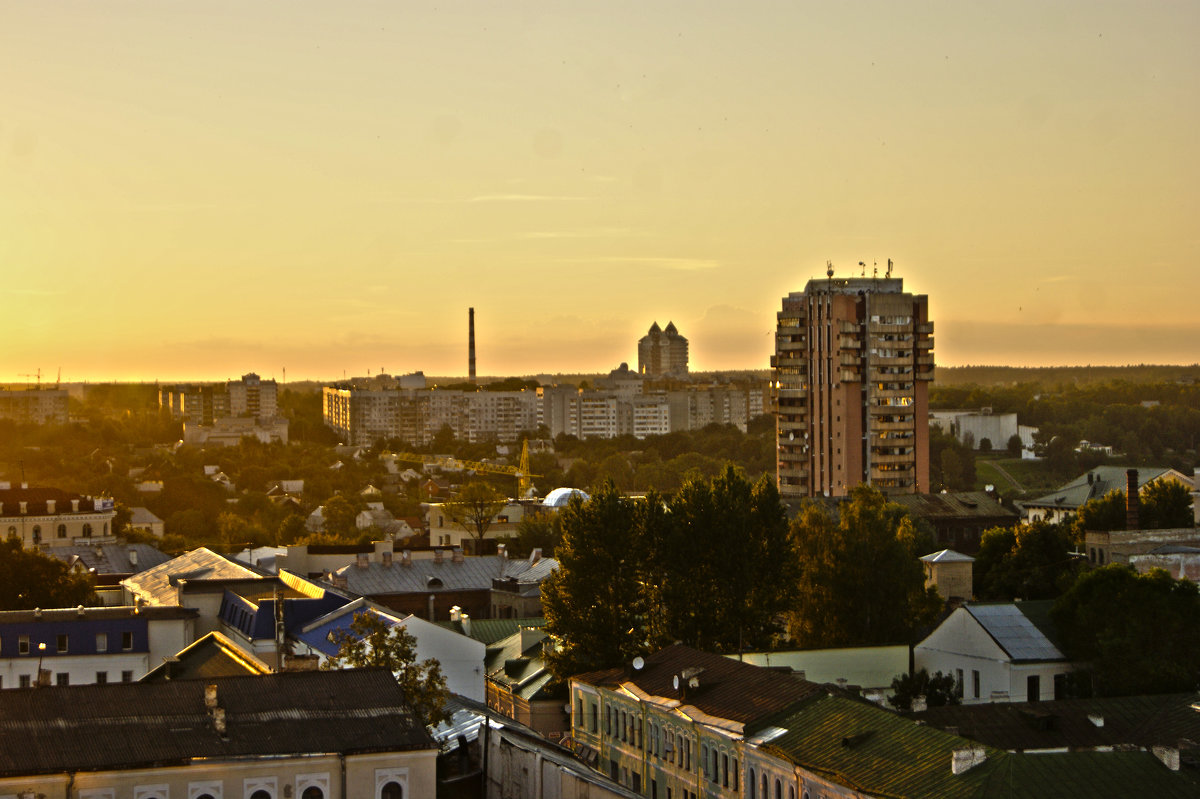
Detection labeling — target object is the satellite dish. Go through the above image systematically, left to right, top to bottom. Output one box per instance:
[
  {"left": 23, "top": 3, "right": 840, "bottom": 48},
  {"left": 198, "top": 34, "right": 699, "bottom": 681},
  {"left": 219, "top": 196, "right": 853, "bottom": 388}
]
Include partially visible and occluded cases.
[
  {"left": 632, "top": 656, "right": 645, "bottom": 671},
  {"left": 672, "top": 674, "right": 681, "bottom": 691}
]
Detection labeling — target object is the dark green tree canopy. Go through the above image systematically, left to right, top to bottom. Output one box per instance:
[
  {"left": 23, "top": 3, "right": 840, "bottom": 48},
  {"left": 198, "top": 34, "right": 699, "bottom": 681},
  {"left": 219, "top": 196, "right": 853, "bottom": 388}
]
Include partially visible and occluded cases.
[
  {"left": 443, "top": 481, "right": 507, "bottom": 545},
  {"left": 788, "top": 485, "right": 942, "bottom": 648},
  {"left": 973, "top": 521, "right": 1080, "bottom": 601},
  {"left": 0, "top": 538, "right": 96, "bottom": 610},
  {"left": 1052, "top": 565, "right": 1200, "bottom": 697},
  {"left": 322, "top": 611, "right": 450, "bottom": 727}
]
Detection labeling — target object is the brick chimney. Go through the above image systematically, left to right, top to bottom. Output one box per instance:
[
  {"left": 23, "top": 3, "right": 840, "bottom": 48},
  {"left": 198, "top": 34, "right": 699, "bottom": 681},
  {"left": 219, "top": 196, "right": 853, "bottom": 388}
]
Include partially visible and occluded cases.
[
  {"left": 1125, "top": 469, "right": 1140, "bottom": 530},
  {"left": 381, "top": 550, "right": 393, "bottom": 568},
  {"left": 356, "top": 552, "right": 369, "bottom": 569}
]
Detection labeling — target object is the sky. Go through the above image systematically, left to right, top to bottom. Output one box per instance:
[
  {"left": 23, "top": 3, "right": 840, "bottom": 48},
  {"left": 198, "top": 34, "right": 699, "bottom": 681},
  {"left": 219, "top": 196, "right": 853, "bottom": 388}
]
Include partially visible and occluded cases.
[{"left": 3, "top": 1, "right": 1198, "bottom": 383}]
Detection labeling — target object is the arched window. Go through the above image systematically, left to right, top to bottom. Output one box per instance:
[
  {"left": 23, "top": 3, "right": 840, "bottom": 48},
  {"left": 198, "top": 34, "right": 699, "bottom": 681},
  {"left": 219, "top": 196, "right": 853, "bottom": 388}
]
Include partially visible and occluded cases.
[
  {"left": 103, "top": 522, "right": 109, "bottom": 535},
  {"left": 83, "top": 523, "right": 93, "bottom": 536},
  {"left": 57, "top": 524, "right": 67, "bottom": 538},
  {"left": 32, "top": 525, "right": 41, "bottom": 540},
  {"left": 6, "top": 526, "right": 15, "bottom": 538},
  {"left": 748, "top": 768, "right": 757, "bottom": 799},
  {"left": 760, "top": 773, "right": 767, "bottom": 799},
  {"left": 775, "top": 778, "right": 782, "bottom": 799},
  {"left": 380, "top": 782, "right": 403, "bottom": 799},
  {"left": 301, "top": 789, "right": 324, "bottom": 799},
  {"left": 250, "top": 791, "right": 272, "bottom": 799},
  {"left": 195, "top": 795, "right": 216, "bottom": 799}
]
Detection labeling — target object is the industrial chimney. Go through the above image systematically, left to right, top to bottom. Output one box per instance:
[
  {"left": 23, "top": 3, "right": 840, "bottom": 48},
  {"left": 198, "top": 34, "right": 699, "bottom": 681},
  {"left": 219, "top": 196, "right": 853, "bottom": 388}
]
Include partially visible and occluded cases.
[
  {"left": 469, "top": 307, "right": 477, "bottom": 385},
  {"left": 1125, "top": 469, "right": 1140, "bottom": 530}
]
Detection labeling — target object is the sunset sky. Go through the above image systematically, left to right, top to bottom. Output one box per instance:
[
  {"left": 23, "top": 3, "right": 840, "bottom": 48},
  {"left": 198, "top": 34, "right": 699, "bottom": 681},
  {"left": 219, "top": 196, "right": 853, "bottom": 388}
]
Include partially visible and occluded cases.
[{"left": 4, "top": 2, "right": 1198, "bottom": 383}]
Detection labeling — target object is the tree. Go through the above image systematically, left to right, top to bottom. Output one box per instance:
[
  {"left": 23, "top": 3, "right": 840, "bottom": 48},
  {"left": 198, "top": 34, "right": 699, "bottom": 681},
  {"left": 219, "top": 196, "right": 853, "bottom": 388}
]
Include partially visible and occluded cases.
[
  {"left": 1006, "top": 434, "right": 1023, "bottom": 457},
  {"left": 978, "top": 437, "right": 992, "bottom": 452},
  {"left": 643, "top": 467, "right": 797, "bottom": 653},
  {"left": 1141, "top": 478, "right": 1193, "bottom": 529},
  {"left": 443, "top": 481, "right": 507, "bottom": 548},
  {"left": 542, "top": 482, "right": 649, "bottom": 681},
  {"left": 788, "top": 486, "right": 941, "bottom": 648},
  {"left": 1071, "top": 490, "right": 1127, "bottom": 537},
  {"left": 321, "top": 494, "right": 359, "bottom": 540},
  {"left": 511, "top": 510, "right": 562, "bottom": 557},
  {"left": 973, "top": 522, "right": 1079, "bottom": 601},
  {"left": 0, "top": 538, "right": 96, "bottom": 610},
  {"left": 1052, "top": 565, "right": 1200, "bottom": 696},
  {"left": 323, "top": 611, "right": 450, "bottom": 727},
  {"left": 888, "top": 669, "right": 961, "bottom": 712}
]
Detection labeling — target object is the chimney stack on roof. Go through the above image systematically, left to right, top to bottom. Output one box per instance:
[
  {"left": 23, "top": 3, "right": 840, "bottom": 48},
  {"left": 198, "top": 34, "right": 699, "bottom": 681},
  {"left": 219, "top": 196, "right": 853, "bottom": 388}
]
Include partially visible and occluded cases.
[
  {"left": 1126, "top": 469, "right": 1140, "bottom": 530},
  {"left": 452, "top": 547, "right": 464, "bottom": 563},
  {"left": 382, "top": 550, "right": 393, "bottom": 568},
  {"left": 356, "top": 552, "right": 369, "bottom": 569},
  {"left": 951, "top": 747, "right": 987, "bottom": 775}
]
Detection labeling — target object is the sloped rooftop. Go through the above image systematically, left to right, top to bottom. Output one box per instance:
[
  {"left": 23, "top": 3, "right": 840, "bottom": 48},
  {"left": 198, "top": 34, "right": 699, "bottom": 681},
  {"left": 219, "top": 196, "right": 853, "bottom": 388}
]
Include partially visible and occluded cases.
[
  {"left": 122, "top": 547, "right": 269, "bottom": 606},
  {"left": 965, "top": 602, "right": 1065, "bottom": 663},
  {"left": 573, "top": 644, "right": 821, "bottom": 728},
  {"left": 0, "top": 668, "right": 435, "bottom": 776}
]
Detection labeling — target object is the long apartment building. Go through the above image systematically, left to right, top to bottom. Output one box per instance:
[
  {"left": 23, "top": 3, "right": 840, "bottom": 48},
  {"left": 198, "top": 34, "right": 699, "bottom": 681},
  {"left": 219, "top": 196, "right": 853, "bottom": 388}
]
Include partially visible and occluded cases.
[
  {"left": 773, "top": 270, "right": 933, "bottom": 498},
  {"left": 159, "top": 372, "right": 278, "bottom": 425},
  {"left": 326, "top": 376, "right": 768, "bottom": 446},
  {"left": 0, "top": 387, "right": 69, "bottom": 425}
]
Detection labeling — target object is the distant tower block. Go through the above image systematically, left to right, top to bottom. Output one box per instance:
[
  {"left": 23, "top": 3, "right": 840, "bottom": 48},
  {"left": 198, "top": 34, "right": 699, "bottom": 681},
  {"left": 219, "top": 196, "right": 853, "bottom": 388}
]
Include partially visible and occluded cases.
[
  {"left": 468, "top": 307, "right": 477, "bottom": 384},
  {"left": 638, "top": 321, "right": 689, "bottom": 377}
]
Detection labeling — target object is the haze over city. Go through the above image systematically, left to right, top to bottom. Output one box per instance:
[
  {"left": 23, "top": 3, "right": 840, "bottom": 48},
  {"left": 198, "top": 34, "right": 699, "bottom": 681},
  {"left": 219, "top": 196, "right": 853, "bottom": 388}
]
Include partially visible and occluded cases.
[{"left": 4, "top": 1, "right": 1198, "bottom": 383}]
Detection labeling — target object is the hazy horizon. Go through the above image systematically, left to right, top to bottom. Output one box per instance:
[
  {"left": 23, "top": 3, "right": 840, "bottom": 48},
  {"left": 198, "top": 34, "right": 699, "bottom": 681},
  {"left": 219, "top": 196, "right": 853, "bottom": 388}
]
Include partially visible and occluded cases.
[{"left": 5, "top": 2, "right": 1198, "bottom": 384}]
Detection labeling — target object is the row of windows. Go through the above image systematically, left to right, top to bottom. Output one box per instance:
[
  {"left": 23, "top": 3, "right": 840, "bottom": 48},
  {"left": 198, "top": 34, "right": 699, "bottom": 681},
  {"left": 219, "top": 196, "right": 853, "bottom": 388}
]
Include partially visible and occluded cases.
[
  {"left": 6, "top": 522, "right": 108, "bottom": 540},
  {"left": 7, "top": 631, "right": 134, "bottom": 655},
  {"left": 4, "top": 670, "right": 134, "bottom": 689},
  {"left": 76, "top": 778, "right": 400, "bottom": 799}
]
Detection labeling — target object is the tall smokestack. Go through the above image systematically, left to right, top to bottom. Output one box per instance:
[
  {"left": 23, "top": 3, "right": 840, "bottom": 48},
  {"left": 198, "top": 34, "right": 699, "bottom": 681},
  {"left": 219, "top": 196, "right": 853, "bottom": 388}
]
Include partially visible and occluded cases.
[
  {"left": 468, "top": 307, "right": 477, "bottom": 384},
  {"left": 1126, "top": 469, "right": 1140, "bottom": 530}
]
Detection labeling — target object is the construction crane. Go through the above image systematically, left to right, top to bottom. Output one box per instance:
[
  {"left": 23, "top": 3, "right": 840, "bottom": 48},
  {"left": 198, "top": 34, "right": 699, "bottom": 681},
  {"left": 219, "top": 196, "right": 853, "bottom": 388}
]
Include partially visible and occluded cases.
[
  {"left": 19, "top": 369, "right": 42, "bottom": 388},
  {"left": 385, "top": 439, "right": 539, "bottom": 497}
]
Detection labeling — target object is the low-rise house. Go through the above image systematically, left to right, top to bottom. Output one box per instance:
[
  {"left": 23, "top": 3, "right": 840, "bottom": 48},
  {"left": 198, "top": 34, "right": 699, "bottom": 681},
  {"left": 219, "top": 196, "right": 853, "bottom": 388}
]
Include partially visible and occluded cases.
[
  {"left": 1022, "top": 466, "right": 1194, "bottom": 524},
  {"left": 0, "top": 484, "right": 117, "bottom": 549},
  {"left": 887, "top": 492, "right": 1018, "bottom": 554},
  {"left": 127, "top": 506, "right": 164, "bottom": 538},
  {"left": 1085, "top": 527, "right": 1200, "bottom": 568},
  {"left": 43, "top": 541, "right": 171, "bottom": 586},
  {"left": 1130, "top": 544, "right": 1200, "bottom": 580},
  {"left": 121, "top": 547, "right": 277, "bottom": 636},
  {"left": 324, "top": 547, "right": 557, "bottom": 622},
  {"left": 921, "top": 549, "right": 976, "bottom": 602},
  {"left": 291, "top": 598, "right": 486, "bottom": 701},
  {"left": 914, "top": 601, "right": 1072, "bottom": 704},
  {"left": 0, "top": 605, "right": 197, "bottom": 689},
  {"left": 483, "top": 623, "right": 566, "bottom": 739},
  {"left": 733, "top": 645, "right": 910, "bottom": 706},
  {"left": 0, "top": 669, "right": 438, "bottom": 796}
]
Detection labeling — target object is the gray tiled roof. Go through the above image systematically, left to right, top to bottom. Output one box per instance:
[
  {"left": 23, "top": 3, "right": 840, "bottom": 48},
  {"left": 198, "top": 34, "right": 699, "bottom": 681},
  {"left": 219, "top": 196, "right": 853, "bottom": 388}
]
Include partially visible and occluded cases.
[
  {"left": 1024, "top": 466, "right": 1179, "bottom": 510},
  {"left": 43, "top": 542, "right": 171, "bottom": 576},
  {"left": 122, "top": 547, "right": 266, "bottom": 605},
  {"left": 334, "top": 554, "right": 557, "bottom": 596},
  {"left": 967, "top": 603, "right": 1065, "bottom": 662},
  {"left": 0, "top": 668, "right": 435, "bottom": 776}
]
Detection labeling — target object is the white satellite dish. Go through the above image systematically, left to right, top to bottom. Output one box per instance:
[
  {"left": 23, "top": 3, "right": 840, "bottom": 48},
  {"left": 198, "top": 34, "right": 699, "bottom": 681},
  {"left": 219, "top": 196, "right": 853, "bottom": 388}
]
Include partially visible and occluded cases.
[{"left": 632, "top": 656, "right": 645, "bottom": 671}]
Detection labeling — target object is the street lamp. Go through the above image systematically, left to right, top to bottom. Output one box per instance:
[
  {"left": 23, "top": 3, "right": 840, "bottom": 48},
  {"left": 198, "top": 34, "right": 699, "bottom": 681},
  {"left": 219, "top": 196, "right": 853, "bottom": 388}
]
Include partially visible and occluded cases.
[{"left": 36, "top": 642, "right": 48, "bottom": 687}]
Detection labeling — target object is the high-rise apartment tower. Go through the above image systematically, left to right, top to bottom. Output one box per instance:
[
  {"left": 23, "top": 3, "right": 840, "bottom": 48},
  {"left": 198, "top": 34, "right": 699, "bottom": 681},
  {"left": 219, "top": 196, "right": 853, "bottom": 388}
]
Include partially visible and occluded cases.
[{"left": 772, "top": 269, "right": 933, "bottom": 498}]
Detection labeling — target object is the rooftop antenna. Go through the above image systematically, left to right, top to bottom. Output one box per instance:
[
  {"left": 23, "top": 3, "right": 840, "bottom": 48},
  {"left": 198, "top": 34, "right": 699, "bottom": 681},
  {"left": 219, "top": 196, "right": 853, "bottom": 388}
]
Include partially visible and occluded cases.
[
  {"left": 886, "top": 258, "right": 894, "bottom": 278},
  {"left": 826, "top": 260, "right": 834, "bottom": 279},
  {"left": 859, "top": 261, "right": 866, "bottom": 276},
  {"left": 873, "top": 261, "right": 878, "bottom": 278}
]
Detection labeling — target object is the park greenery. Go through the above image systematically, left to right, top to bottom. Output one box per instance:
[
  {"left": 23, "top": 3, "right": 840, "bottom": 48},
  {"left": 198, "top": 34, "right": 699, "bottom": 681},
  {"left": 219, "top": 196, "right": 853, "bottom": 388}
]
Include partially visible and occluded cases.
[{"left": 0, "top": 539, "right": 96, "bottom": 611}]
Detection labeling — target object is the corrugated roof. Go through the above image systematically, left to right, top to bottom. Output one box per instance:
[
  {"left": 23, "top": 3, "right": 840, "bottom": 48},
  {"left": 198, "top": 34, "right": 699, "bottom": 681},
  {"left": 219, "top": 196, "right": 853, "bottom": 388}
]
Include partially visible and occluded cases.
[
  {"left": 889, "top": 491, "right": 1018, "bottom": 521},
  {"left": 43, "top": 542, "right": 171, "bottom": 576},
  {"left": 922, "top": 549, "right": 976, "bottom": 564},
  {"left": 966, "top": 603, "right": 1065, "bottom": 662},
  {"left": 438, "top": 617, "right": 547, "bottom": 645},
  {"left": 573, "top": 644, "right": 821, "bottom": 727},
  {"left": 0, "top": 668, "right": 435, "bottom": 776},
  {"left": 764, "top": 693, "right": 1000, "bottom": 798},
  {"left": 914, "top": 693, "right": 1200, "bottom": 752},
  {"left": 975, "top": 750, "right": 1200, "bottom": 798}
]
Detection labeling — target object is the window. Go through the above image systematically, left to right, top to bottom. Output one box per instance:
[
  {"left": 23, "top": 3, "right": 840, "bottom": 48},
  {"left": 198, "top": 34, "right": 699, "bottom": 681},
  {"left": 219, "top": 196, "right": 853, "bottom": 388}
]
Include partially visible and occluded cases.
[
  {"left": 58, "top": 523, "right": 67, "bottom": 538},
  {"left": 83, "top": 523, "right": 93, "bottom": 536},
  {"left": 32, "top": 525, "right": 41, "bottom": 540},
  {"left": 7, "top": 526, "right": 15, "bottom": 537},
  {"left": 122, "top": 631, "right": 134, "bottom": 650},
  {"left": 96, "top": 632, "right": 108, "bottom": 652},
  {"left": 57, "top": 634, "right": 69, "bottom": 653},
  {"left": 19, "top": 635, "right": 30, "bottom": 655},
  {"left": 955, "top": 668, "right": 964, "bottom": 697},
  {"left": 122, "top": 670, "right": 134, "bottom": 682},
  {"left": 972, "top": 670, "right": 980, "bottom": 699},
  {"left": 96, "top": 671, "right": 107, "bottom": 684},
  {"left": 57, "top": 672, "right": 69, "bottom": 686},
  {"left": 20, "top": 674, "right": 31, "bottom": 688},
  {"left": 1027, "top": 675, "right": 1040, "bottom": 703},
  {"left": 576, "top": 697, "right": 584, "bottom": 727},
  {"left": 590, "top": 702, "right": 597, "bottom": 732},
  {"left": 723, "top": 753, "right": 729, "bottom": 787},
  {"left": 732, "top": 758, "right": 739, "bottom": 792},
  {"left": 748, "top": 769, "right": 756, "bottom": 799},
  {"left": 776, "top": 779, "right": 782, "bottom": 799},
  {"left": 301, "top": 790, "right": 324, "bottom": 799},
  {"left": 250, "top": 792, "right": 272, "bottom": 799}
]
